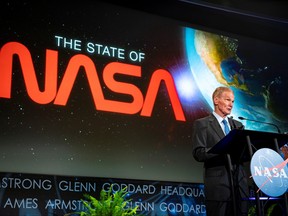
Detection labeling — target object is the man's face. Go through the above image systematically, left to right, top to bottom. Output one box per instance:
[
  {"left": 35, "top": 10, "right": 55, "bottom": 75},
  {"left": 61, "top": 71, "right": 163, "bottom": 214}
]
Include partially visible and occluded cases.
[{"left": 214, "top": 91, "right": 234, "bottom": 117}]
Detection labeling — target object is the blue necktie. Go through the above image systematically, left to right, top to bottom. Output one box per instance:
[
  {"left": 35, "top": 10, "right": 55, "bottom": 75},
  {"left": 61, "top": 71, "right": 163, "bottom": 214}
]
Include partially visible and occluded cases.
[{"left": 222, "top": 119, "right": 230, "bottom": 135}]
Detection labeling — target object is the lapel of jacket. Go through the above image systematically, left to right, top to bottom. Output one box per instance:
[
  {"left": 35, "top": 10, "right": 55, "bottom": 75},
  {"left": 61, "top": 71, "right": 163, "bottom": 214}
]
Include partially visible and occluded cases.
[
  {"left": 208, "top": 114, "right": 225, "bottom": 139},
  {"left": 228, "top": 117, "right": 235, "bottom": 130}
]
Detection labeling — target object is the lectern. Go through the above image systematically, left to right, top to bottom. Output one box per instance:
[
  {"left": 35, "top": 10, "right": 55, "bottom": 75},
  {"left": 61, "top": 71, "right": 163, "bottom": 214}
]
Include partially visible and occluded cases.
[{"left": 208, "top": 129, "right": 288, "bottom": 216}]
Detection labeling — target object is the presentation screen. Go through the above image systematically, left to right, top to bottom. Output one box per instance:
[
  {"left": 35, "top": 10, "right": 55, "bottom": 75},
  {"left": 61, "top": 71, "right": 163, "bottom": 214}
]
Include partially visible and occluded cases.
[{"left": 1, "top": 1, "right": 288, "bottom": 185}]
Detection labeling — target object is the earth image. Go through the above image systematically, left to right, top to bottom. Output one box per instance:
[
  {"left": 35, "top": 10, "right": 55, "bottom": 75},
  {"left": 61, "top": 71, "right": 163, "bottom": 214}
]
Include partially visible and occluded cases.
[{"left": 184, "top": 27, "right": 288, "bottom": 134}]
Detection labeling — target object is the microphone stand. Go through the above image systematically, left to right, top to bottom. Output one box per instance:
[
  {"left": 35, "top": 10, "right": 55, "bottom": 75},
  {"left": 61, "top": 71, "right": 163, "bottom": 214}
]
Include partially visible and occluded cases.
[{"left": 238, "top": 116, "right": 281, "bottom": 134}]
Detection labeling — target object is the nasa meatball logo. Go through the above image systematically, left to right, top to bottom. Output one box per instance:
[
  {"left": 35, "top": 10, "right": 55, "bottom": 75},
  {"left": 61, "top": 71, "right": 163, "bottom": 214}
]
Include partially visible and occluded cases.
[{"left": 250, "top": 148, "right": 288, "bottom": 197}]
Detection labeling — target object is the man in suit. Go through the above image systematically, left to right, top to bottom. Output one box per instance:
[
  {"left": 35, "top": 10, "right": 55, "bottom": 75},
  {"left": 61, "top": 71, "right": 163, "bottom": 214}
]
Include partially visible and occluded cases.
[{"left": 192, "top": 86, "right": 249, "bottom": 216}]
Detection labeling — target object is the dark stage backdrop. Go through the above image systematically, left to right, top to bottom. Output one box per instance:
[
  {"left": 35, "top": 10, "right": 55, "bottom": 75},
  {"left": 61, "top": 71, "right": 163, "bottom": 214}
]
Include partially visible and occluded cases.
[
  {"left": 1, "top": 0, "right": 288, "bottom": 210},
  {"left": 1, "top": 0, "right": 288, "bottom": 183}
]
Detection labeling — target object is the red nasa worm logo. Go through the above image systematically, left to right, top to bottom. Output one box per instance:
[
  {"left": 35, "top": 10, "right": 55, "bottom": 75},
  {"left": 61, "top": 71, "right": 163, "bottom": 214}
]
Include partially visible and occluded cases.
[{"left": 0, "top": 42, "right": 185, "bottom": 121}]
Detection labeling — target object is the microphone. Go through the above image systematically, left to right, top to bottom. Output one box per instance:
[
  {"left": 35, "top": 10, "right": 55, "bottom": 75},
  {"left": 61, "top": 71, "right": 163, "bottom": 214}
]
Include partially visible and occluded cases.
[{"left": 238, "top": 116, "right": 281, "bottom": 134}]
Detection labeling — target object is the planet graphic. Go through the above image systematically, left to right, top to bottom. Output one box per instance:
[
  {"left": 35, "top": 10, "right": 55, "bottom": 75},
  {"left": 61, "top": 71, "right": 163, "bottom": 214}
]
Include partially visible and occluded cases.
[{"left": 184, "top": 27, "right": 288, "bottom": 134}]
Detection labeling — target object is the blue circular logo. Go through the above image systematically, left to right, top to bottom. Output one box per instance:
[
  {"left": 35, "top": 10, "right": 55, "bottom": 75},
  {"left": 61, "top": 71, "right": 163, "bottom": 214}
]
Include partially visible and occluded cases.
[{"left": 250, "top": 148, "right": 288, "bottom": 197}]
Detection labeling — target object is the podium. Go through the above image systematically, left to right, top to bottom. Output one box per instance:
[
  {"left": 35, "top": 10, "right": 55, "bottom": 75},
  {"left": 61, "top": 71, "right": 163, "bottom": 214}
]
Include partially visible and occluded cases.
[{"left": 208, "top": 129, "right": 288, "bottom": 216}]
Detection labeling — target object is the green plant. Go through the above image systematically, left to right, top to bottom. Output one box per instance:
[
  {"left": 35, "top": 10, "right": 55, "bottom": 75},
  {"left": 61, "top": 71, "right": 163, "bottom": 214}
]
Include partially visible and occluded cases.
[
  {"left": 65, "top": 184, "right": 139, "bottom": 216},
  {"left": 248, "top": 203, "right": 278, "bottom": 216},
  {"left": 248, "top": 205, "right": 256, "bottom": 216}
]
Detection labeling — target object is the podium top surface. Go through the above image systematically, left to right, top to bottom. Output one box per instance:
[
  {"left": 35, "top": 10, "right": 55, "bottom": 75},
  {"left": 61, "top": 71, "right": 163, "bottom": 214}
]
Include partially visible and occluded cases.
[{"left": 208, "top": 129, "right": 288, "bottom": 155}]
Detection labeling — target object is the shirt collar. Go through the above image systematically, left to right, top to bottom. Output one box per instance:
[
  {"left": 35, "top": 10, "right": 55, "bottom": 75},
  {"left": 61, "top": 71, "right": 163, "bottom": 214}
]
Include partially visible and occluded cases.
[{"left": 213, "top": 112, "right": 229, "bottom": 124}]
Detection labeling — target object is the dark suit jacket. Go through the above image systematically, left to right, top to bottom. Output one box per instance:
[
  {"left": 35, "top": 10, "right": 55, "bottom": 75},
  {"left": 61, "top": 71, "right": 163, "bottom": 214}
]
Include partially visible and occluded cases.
[{"left": 192, "top": 114, "right": 248, "bottom": 201}]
